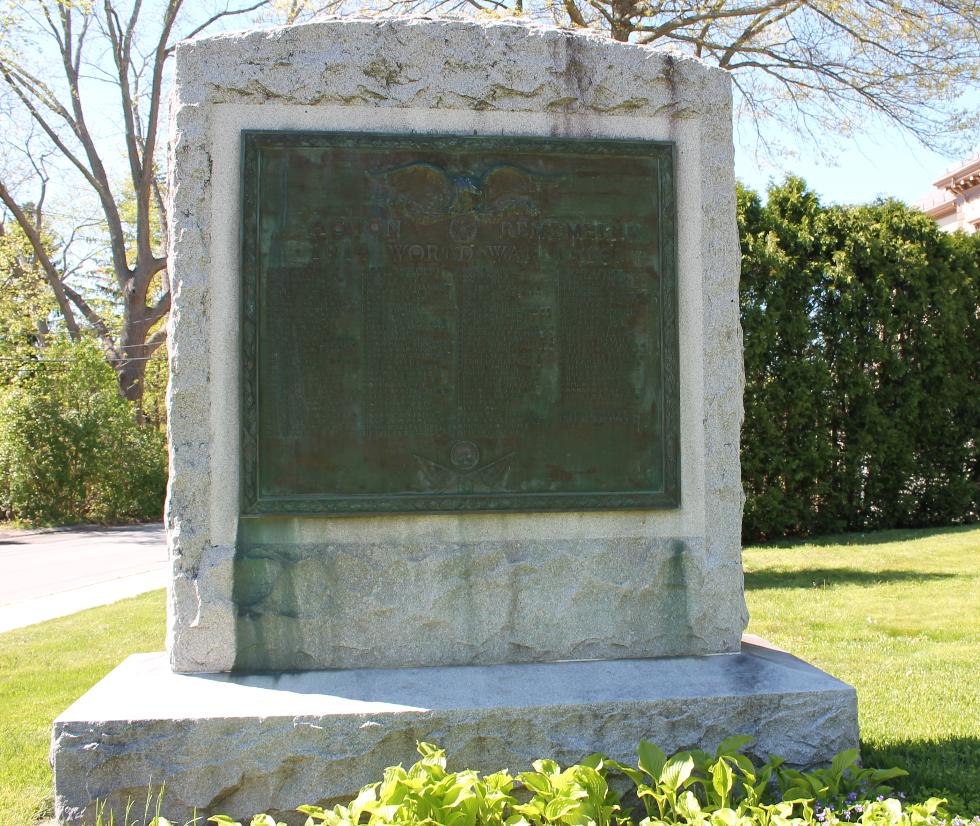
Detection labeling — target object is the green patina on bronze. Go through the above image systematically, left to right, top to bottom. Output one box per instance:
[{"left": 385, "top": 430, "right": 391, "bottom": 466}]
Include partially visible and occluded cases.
[{"left": 240, "top": 131, "right": 679, "bottom": 515}]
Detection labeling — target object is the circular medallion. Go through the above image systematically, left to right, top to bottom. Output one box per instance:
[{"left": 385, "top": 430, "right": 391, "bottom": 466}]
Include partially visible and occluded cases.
[
  {"left": 449, "top": 213, "right": 479, "bottom": 243},
  {"left": 450, "top": 440, "right": 480, "bottom": 470}
]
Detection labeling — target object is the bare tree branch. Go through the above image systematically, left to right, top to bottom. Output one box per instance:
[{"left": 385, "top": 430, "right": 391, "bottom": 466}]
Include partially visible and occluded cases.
[
  {"left": 0, "top": 0, "right": 304, "bottom": 404},
  {"left": 173, "top": 0, "right": 271, "bottom": 48},
  {"left": 0, "top": 177, "right": 81, "bottom": 340},
  {"left": 61, "top": 282, "right": 120, "bottom": 358},
  {"left": 143, "top": 323, "right": 167, "bottom": 355}
]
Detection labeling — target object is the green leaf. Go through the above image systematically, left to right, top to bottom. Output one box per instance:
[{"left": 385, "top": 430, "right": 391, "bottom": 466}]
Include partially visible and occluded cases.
[
  {"left": 716, "top": 736, "right": 755, "bottom": 757},
  {"left": 417, "top": 742, "right": 445, "bottom": 760},
  {"left": 637, "top": 742, "right": 667, "bottom": 780},
  {"left": 830, "top": 748, "right": 861, "bottom": 776},
  {"left": 689, "top": 750, "right": 714, "bottom": 776},
  {"left": 581, "top": 753, "right": 607, "bottom": 770},
  {"left": 659, "top": 754, "right": 695, "bottom": 791},
  {"left": 730, "top": 754, "right": 756, "bottom": 782},
  {"left": 711, "top": 758, "right": 734, "bottom": 802},
  {"left": 534, "top": 759, "right": 562, "bottom": 776},
  {"left": 604, "top": 759, "right": 645, "bottom": 787},
  {"left": 870, "top": 767, "right": 909, "bottom": 782},
  {"left": 518, "top": 771, "right": 553, "bottom": 796},
  {"left": 805, "top": 774, "right": 827, "bottom": 795},
  {"left": 349, "top": 784, "right": 378, "bottom": 814},
  {"left": 780, "top": 787, "right": 813, "bottom": 802},
  {"left": 676, "top": 791, "right": 702, "bottom": 820},
  {"left": 544, "top": 797, "right": 583, "bottom": 820},
  {"left": 513, "top": 801, "right": 546, "bottom": 820},
  {"left": 373, "top": 804, "right": 401, "bottom": 821},
  {"left": 297, "top": 806, "right": 327, "bottom": 816},
  {"left": 710, "top": 809, "right": 740, "bottom": 826},
  {"left": 207, "top": 818, "right": 242, "bottom": 826}
]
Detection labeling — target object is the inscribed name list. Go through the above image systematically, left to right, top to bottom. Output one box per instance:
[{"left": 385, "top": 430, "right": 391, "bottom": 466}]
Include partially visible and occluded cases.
[{"left": 241, "top": 132, "right": 679, "bottom": 514}]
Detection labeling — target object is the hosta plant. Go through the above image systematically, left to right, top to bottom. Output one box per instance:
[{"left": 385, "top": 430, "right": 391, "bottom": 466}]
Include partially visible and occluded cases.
[{"left": 93, "top": 740, "right": 971, "bottom": 826}]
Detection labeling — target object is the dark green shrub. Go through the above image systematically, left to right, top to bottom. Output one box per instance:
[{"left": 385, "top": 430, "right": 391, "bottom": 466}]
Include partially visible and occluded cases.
[
  {"left": 739, "top": 179, "right": 980, "bottom": 541},
  {"left": 0, "top": 338, "right": 166, "bottom": 524}
]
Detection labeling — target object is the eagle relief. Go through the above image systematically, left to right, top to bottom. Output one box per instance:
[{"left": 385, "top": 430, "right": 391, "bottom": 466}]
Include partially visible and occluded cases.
[{"left": 367, "top": 160, "right": 564, "bottom": 260}]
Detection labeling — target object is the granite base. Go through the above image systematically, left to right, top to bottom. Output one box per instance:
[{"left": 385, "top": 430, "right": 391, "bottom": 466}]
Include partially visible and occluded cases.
[{"left": 52, "top": 641, "right": 857, "bottom": 824}]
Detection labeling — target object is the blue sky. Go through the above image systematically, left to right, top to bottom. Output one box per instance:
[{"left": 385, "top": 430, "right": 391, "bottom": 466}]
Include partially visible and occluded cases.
[
  {"left": 13, "top": 13, "right": 979, "bottom": 216},
  {"left": 732, "top": 103, "right": 980, "bottom": 207}
]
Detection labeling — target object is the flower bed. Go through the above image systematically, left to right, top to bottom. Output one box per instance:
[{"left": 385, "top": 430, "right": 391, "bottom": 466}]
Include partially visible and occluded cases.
[{"left": 110, "top": 739, "right": 980, "bottom": 826}]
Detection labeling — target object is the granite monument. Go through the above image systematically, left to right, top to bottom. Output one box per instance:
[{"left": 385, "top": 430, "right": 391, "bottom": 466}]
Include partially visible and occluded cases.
[{"left": 51, "top": 18, "right": 859, "bottom": 824}]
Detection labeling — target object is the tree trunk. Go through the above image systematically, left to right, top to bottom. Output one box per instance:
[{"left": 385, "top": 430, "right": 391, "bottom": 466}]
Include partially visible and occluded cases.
[
  {"left": 610, "top": 0, "right": 634, "bottom": 41},
  {"left": 114, "top": 259, "right": 169, "bottom": 411}
]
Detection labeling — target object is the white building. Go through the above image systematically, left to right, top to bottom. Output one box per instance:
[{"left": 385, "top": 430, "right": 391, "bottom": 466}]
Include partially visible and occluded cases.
[{"left": 916, "top": 155, "right": 980, "bottom": 234}]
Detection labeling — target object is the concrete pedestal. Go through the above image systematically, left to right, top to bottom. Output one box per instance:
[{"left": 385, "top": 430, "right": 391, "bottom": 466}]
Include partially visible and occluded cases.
[{"left": 52, "top": 640, "right": 858, "bottom": 825}]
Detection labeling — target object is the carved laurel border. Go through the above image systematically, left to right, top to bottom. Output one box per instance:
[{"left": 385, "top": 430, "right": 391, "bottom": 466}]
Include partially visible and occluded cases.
[{"left": 240, "top": 131, "right": 680, "bottom": 515}]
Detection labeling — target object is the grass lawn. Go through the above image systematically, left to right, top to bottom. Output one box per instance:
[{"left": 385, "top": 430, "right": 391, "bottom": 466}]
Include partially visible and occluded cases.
[
  {"left": 744, "top": 524, "right": 980, "bottom": 814},
  {"left": 0, "top": 525, "right": 977, "bottom": 823},
  {"left": 0, "top": 591, "right": 164, "bottom": 825}
]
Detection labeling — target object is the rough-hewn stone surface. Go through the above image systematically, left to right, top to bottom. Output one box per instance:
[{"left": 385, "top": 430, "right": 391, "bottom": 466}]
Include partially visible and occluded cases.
[
  {"left": 166, "top": 18, "right": 746, "bottom": 673},
  {"left": 233, "top": 537, "right": 727, "bottom": 670},
  {"left": 52, "top": 644, "right": 859, "bottom": 825}
]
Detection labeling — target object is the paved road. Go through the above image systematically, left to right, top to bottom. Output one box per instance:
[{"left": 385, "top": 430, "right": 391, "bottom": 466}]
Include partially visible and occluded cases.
[{"left": 0, "top": 523, "right": 167, "bottom": 633}]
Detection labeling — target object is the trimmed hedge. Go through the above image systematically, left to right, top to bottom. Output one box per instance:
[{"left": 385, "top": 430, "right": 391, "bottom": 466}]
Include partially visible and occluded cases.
[{"left": 739, "top": 179, "right": 980, "bottom": 541}]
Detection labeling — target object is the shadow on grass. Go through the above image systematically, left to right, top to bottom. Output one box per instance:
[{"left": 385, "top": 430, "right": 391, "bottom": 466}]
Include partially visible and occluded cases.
[
  {"left": 748, "top": 523, "right": 977, "bottom": 549},
  {"left": 744, "top": 568, "right": 955, "bottom": 590},
  {"left": 863, "top": 735, "right": 980, "bottom": 815}
]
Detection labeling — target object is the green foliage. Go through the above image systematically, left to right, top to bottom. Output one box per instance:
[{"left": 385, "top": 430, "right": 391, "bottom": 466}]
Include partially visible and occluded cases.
[
  {"left": 738, "top": 178, "right": 980, "bottom": 540},
  {"left": 0, "top": 216, "right": 57, "bottom": 373},
  {"left": 0, "top": 337, "right": 166, "bottom": 524},
  {"left": 213, "top": 742, "right": 959, "bottom": 826},
  {"left": 298, "top": 742, "right": 518, "bottom": 826},
  {"left": 776, "top": 750, "right": 907, "bottom": 803},
  {"left": 513, "top": 755, "right": 620, "bottom": 826},
  {"left": 207, "top": 815, "right": 288, "bottom": 826}
]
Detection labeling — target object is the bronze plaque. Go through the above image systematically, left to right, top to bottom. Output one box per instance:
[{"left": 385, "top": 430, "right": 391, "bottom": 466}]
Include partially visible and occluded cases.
[{"left": 241, "top": 131, "right": 678, "bottom": 514}]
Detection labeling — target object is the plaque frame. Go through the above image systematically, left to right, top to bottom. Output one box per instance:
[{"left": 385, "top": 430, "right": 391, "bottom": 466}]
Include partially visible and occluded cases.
[{"left": 240, "top": 130, "right": 680, "bottom": 515}]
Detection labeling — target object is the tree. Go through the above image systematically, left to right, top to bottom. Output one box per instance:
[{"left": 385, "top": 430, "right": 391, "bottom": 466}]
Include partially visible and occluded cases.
[
  {"left": 0, "top": 0, "right": 318, "bottom": 408},
  {"left": 378, "top": 0, "right": 979, "bottom": 154},
  {"left": 0, "top": 192, "right": 58, "bottom": 365}
]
